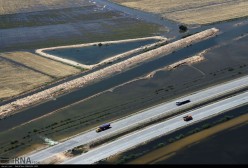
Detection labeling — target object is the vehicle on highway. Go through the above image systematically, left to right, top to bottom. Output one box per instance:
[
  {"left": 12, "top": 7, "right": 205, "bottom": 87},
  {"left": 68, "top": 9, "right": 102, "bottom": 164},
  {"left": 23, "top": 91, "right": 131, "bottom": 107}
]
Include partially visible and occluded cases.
[
  {"left": 176, "top": 99, "right": 191, "bottom": 106},
  {"left": 183, "top": 115, "right": 193, "bottom": 121},
  {"left": 96, "top": 123, "right": 111, "bottom": 133}
]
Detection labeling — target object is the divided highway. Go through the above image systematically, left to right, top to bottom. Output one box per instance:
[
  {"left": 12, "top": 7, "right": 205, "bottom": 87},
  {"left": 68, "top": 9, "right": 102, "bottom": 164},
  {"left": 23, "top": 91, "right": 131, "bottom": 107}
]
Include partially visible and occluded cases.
[
  {"left": 28, "top": 75, "right": 248, "bottom": 163},
  {"left": 63, "top": 91, "right": 248, "bottom": 164}
]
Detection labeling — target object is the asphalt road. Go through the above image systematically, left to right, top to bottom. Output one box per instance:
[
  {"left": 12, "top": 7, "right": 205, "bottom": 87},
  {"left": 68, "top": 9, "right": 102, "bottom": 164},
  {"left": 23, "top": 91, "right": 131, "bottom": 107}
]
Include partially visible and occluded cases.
[
  {"left": 27, "top": 75, "right": 248, "bottom": 163},
  {"left": 63, "top": 91, "right": 248, "bottom": 164}
]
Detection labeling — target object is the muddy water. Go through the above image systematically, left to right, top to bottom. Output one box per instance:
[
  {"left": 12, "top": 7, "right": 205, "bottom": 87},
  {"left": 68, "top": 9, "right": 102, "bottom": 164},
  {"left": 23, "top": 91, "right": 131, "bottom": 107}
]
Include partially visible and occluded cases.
[
  {"left": 1, "top": 0, "right": 247, "bottom": 131},
  {"left": 93, "top": 0, "right": 177, "bottom": 34},
  {"left": 94, "top": 0, "right": 248, "bottom": 39},
  {"left": 0, "top": 23, "right": 247, "bottom": 132},
  {"left": 0, "top": 25, "right": 248, "bottom": 158},
  {"left": 44, "top": 39, "right": 158, "bottom": 65},
  {"left": 109, "top": 105, "right": 248, "bottom": 164},
  {"left": 130, "top": 115, "right": 248, "bottom": 164},
  {"left": 156, "top": 121, "right": 248, "bottom": 164}
]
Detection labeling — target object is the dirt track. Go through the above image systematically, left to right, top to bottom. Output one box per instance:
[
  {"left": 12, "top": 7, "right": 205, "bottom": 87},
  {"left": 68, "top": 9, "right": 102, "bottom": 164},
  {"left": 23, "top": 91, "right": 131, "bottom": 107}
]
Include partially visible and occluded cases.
[{"left": 36, "top": 36, "right": 167, "bottom": 69}]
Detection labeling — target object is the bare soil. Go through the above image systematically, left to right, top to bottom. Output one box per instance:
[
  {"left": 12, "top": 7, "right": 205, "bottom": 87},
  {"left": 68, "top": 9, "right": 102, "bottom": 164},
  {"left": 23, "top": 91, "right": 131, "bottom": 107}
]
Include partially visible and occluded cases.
[{"left": 112, "top": 0, "right": 248, "bottom": 25}]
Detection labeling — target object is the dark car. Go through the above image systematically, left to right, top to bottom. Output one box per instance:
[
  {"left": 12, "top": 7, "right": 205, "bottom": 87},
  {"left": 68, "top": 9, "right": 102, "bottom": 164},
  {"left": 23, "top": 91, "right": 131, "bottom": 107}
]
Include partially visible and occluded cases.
[{"left": 176, "top": 99, "right": 191, "bottom": 106}]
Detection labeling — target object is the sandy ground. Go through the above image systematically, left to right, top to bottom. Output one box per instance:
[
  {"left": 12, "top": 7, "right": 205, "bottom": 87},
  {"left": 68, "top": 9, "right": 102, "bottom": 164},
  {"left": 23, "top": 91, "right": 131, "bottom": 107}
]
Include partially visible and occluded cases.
[
  {"left": 112, "top": 0, "right": 248, "bottom": 25},
  {"left": 0, "top": 28, "right": 219, "bottom": 120},
  {"left": 36, "top": 36, "right": 167, "bottom": 69},
  {"left": 0, "top": 51, "right": 80, "bottom": 100},
  {"left": 146, "top": 51, "right": 206, "bottom": 79},
  {"left": 1, "top": 52, "right": 80, "bottom": 78},
  {"left": 0, "top": 59, "right": 52, "bottom": 99},
  {"left": 40, "top": 152, "right": 70, "bottom": 164}
]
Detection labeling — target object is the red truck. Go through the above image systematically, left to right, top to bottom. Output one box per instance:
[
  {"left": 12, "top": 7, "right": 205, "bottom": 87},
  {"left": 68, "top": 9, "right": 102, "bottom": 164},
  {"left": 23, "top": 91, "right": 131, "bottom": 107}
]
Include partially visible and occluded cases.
[
  {"left": 183, "top": 115, "right": 193, "bottom": 121},
  {"left": 96, "top": 123, "right": 111, "bottom": 133}
]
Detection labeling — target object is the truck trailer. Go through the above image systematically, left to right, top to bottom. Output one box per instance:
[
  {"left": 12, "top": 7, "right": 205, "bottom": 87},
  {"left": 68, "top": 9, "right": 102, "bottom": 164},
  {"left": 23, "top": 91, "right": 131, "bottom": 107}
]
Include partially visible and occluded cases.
[{"left": 96, "top": 123, "right": 111, "bottom": 133}]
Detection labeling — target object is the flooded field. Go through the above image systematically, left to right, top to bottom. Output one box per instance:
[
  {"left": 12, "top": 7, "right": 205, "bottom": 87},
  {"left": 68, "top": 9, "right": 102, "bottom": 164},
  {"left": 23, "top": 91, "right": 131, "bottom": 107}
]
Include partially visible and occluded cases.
[
  {"left": 0, "top": 0, "right": 92, "bottom": 15},
  {"left": 1, "top": 0, "right": 248, "bottom": 160},
  {"left": 0, "top": 1, "right": 167, "bottom": 51},
  {"left": 0, "top": 23, "right": 247, "bottom": 158},
  {"left": 44, "top": 39, "right": 158, "bottom": 65},
  {"left": 106, "top": 106, "right": 248, "bottom": 164},
  {"left": 156, "top": 120, "right": 248, "bottom": 164}
]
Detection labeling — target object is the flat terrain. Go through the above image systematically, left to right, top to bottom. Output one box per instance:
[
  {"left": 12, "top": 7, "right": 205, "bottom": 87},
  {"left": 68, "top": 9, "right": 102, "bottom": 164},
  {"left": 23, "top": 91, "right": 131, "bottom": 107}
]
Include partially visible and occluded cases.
[
  {"left": 0, "top": 0, "right": 166, "bottom": 51},
  {"left": 0, "top": 0, "right": 92, "bottom": 15},
  {"left": 112, "top": 0, "right": 248, "bottom": 25},
  {"left": 0, "top": 28, "right": 217, "bottom": 119},
  {"left": 0, "top": 29, "right": 247, "bottom": 158},
  {"left": 42, "top": 38, "right": 160, "bottom": 66},
  {"left": 0, "top": 52, "right": 80, "bottom": 100},
  {"left": 1, "top": 52, "right": 80, "bottom": 78},
  {"left": 0, "top": 59, "right": 51, "bottom": 100},
  {"left": 27, "top": 78, "right": 248, "bottom": 163},
  {"left": 63, "top": 91, "right": 248, "bottom": 164},
  {"left": 118, "top": 109, "right": 248, "bottom": 164},
  {"left": 158, "top": 120, "right": 248, "bottom": 164}
]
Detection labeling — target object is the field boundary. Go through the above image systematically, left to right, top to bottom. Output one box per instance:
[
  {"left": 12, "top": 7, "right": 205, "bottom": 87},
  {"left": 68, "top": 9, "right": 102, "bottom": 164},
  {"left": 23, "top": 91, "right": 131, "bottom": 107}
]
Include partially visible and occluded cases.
[{"left": 36, "top": 36, "right": 167, "bottom": 69}]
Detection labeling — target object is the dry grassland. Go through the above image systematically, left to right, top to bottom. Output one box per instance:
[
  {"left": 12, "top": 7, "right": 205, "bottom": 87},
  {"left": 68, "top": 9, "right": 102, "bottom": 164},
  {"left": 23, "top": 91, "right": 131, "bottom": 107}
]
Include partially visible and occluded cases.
[
  {"left": 0, "top": 0, "right": 91, "bottom": 15},
  {"left": 112, "top": 0, "right": 248, "bottom": 25},
  {"left": 1, "top": 52, "right": 80, "bottom": 78},
  {"left": 0, "top": 59, "right": 52, "bottom": 99}
]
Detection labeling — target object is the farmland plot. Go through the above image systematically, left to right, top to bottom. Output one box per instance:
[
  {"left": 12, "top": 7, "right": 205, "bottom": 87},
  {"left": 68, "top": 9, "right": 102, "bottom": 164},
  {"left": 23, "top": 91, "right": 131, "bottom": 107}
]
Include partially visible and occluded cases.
[
  {"left": 0, "top": 0, "right": 166, "bottom": 51},
  {"left": 0, "top": 0, "right": 92, "bottom": 15},
  {"left": 112, "top": 0, "right": 248, "bottom": 25},
  {"left": 1, "top": 52, "right": 80, "bottom": 78},
  {"left": 0, "top": 59, "right": 52, "bottom": 99}
]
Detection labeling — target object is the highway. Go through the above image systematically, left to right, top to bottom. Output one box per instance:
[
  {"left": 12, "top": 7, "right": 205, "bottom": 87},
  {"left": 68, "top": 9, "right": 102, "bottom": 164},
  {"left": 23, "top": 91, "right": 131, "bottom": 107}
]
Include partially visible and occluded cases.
[
  {"left": 27, "top": 75, "right": 248, "bottom": 163},
  {"left": 63, "top": 91, "right": 248, "bottom": 164}
]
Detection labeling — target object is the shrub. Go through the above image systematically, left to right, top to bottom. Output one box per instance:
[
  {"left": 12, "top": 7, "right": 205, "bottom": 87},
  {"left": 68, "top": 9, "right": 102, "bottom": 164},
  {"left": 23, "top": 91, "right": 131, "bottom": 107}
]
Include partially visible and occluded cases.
[
  {"left": 179, "top": 25, "right": 188, "bottom": 32},
  {"left": 224, "top": 115, "right": 233, "bottom": 120},
  {"left": 202, "top": 123, "right": 211, "bottom": 129},
  {"left": 175, "top": 134, "right": 184, "bottom": 140},
  {"left": 168, "top": 138, "right": 175, "bottom": 143},
  {"left": 154, "top": 143, "right": 165, "bottom": 148}
]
